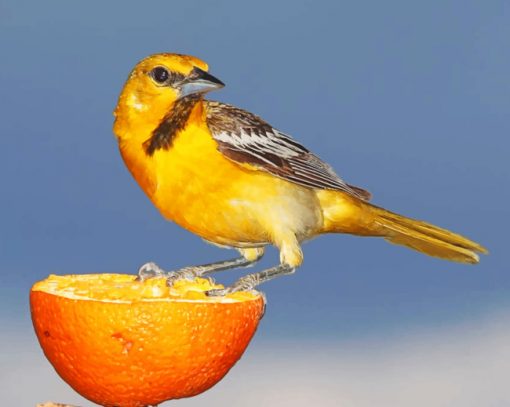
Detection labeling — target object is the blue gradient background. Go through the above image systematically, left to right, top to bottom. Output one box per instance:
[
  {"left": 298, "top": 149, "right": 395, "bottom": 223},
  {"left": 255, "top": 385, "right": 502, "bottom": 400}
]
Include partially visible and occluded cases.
[{"left": 1, "top": 1, "right": 508, "bottom": 405}]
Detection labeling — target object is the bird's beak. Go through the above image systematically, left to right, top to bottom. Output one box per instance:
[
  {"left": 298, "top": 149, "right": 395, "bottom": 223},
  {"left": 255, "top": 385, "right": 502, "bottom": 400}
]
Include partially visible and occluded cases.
[{"left": 179, "top": 67, "right": 225, "bottom": 97}]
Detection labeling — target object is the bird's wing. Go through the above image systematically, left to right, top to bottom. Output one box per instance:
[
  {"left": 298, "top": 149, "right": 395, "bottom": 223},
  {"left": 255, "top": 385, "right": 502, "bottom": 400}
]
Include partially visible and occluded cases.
[{"left": 205, "top": 101, "right": 371, "bottom": 200}]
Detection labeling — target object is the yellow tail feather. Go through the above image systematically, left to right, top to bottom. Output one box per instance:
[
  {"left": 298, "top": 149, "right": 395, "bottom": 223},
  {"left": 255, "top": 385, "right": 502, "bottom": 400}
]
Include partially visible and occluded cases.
[
  {"left": 319, "top": 191, "right": 487, "bottom": 264},
  {"left": 371, "top": 205, "right": 487, "bottom": 264}
]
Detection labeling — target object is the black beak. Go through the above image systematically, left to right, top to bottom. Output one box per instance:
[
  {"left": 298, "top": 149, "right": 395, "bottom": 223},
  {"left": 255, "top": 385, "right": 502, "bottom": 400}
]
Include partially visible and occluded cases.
[{"left": 180, "top": 67, "right": 225, "bottom": 97}]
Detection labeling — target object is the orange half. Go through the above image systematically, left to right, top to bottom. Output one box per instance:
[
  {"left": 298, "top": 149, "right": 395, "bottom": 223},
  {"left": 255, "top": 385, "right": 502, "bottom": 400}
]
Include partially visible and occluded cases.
[{"left": 30, "top": 274, "right": 264, "bottom": 407}]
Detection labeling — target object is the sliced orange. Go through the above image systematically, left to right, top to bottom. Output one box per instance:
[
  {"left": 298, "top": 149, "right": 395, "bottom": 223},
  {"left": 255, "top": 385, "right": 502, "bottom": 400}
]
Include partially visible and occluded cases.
[{"left": 30, "top": 274, "right": 264, "bottom": 407}]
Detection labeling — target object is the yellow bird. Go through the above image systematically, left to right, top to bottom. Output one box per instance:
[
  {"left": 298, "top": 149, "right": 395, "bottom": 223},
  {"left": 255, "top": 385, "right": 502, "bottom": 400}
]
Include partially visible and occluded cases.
[{"left": 113, "top": 53, "right": 487, "bottom": 295}]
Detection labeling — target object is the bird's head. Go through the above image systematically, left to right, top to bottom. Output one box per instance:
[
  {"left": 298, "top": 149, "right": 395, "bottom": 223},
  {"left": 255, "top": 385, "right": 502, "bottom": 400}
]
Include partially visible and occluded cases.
[{"left": 114, "top": 53, "right": 224, "bottom": 135}]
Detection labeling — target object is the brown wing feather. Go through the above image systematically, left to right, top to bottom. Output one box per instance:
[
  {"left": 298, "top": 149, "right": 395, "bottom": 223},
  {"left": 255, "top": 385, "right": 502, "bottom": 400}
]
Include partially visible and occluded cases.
[
  {"left": 205, "top": 101, "right": 371, "bottom": 201},
  {"left": 347, "top": 184, "right": 372, "bottom": 201}
]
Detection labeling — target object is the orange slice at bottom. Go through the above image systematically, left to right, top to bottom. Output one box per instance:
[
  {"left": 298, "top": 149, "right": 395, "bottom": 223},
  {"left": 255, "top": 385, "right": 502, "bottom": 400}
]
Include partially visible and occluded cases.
[{"left": 30, "top": 274, "right": 264, "bottom": 407}]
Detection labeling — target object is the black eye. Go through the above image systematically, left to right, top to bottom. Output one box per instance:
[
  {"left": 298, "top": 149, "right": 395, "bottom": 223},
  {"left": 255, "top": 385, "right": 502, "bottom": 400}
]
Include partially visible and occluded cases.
[{"left": 150, "top": 67, "right": 170, "bottom": 84}]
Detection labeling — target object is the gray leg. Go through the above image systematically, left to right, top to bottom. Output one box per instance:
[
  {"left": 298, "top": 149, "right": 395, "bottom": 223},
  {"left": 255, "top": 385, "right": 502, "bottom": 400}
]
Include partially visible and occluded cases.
[
  {"left": 136, "top": 247, "right": 264, "bottom": 284},
  {"left": 206, "top": 263, "right": 296, "bottom": 296}
]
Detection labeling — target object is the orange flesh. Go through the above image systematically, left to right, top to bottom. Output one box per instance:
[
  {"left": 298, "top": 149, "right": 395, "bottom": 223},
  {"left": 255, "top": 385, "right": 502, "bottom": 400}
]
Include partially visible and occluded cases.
[{"left": 32, "top": 273, "right": 260, "bottom": 302}]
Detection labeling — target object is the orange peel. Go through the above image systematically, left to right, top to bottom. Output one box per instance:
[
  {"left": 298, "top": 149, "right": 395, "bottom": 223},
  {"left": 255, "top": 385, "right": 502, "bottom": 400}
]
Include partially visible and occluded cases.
[{"left": 31, "top": 274, "right": 264, "bottom": 407}]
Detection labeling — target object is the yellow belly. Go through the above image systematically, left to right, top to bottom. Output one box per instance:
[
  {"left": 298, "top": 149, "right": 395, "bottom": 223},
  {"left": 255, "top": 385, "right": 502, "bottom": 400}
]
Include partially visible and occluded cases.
[{"left": 122, "top": 120, "right": 322, "bottom": 248}]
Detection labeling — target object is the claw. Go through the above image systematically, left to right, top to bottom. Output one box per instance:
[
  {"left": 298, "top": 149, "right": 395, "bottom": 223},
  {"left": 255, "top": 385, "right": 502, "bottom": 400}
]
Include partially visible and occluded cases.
[
  {"left": 136, "top": 262, "right": 167, "bottom": 281},
  {"left": 166, "top": 268, "right": 196, "bottom": 287},
  {"left": 165, "top": 273, "right": 180, "bottom": 287},
  {"left": 206, "top": 276, "right": 253, "bottom": 296},
  {"left": 205, "top": 288, "right": 230, "bottom": 297}
]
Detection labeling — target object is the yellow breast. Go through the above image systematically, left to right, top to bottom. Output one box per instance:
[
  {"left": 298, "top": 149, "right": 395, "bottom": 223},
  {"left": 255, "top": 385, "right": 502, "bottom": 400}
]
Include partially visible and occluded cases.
[{"left": 118, "top": 102, "right": 322, "bottom": 249}]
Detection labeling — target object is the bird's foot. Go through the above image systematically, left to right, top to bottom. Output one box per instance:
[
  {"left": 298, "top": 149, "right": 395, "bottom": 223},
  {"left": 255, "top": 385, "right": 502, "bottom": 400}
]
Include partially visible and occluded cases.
[
  {"left": 136, "top": 262, "right": 169, "bottom": 281},
  {"left": 136, "top": 262, "right": 210, "bottom": 287},
  {"left": 206, "top": 264, "right": 295, "bottom": 296},
  {"left": 165, "top": 266, "right": 208, "bottom": 287},
  {"left": 206, "top": 274, "right": 258, "bottom": 296},
  {"left": 205, "top": 288, "right": 229, "bottom": 297}
]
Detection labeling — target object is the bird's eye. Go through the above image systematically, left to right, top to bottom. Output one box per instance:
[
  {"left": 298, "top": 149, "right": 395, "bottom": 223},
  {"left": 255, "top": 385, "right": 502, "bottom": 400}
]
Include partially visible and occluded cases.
[{"left": 150, "top": 67, "right": 170, "bottom": 84}]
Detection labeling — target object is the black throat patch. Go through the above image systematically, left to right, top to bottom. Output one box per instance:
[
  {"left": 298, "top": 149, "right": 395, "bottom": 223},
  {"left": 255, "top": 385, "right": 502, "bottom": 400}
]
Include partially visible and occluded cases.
[{"left": 143, "top": 95, "right": 201, "bottom": 156}]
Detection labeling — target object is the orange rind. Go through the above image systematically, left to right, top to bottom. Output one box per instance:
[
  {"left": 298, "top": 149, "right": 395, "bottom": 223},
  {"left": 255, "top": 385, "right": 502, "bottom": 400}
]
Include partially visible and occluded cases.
[{"left": 31, "top": 274, "right": 264, "bottom": 407}]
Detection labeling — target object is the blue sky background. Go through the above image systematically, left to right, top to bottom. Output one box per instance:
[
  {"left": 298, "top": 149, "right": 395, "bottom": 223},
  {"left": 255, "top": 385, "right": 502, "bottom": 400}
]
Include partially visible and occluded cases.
[{"left": 1, "top": 0, "right": 509, "bottom": 405}]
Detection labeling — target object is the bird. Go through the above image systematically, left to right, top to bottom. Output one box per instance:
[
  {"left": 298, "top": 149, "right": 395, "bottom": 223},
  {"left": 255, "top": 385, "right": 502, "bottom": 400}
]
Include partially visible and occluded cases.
[{"left": 113, "top": 53, "right": 487, "bottom": 295}]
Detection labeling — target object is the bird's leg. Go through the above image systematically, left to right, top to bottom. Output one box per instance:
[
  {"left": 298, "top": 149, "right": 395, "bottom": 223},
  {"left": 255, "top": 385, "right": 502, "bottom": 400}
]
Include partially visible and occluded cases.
[
  {"left": 136, "top": 247, "right": 265, "bottom": 285},
  {"left": 164, "top": 256, "right": 259, "bottom": 286},
  {"left": 137, "top": 257, "right": 255, "bottom": 283},
  {"left": 206, "top": 263, "right": 296, "bottom": 296}
]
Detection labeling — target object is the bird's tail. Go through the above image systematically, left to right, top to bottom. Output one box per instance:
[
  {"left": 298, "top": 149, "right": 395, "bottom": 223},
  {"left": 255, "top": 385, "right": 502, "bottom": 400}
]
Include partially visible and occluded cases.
[{"left": 318, "top": 191, "right": 487, "bottom": 264}]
